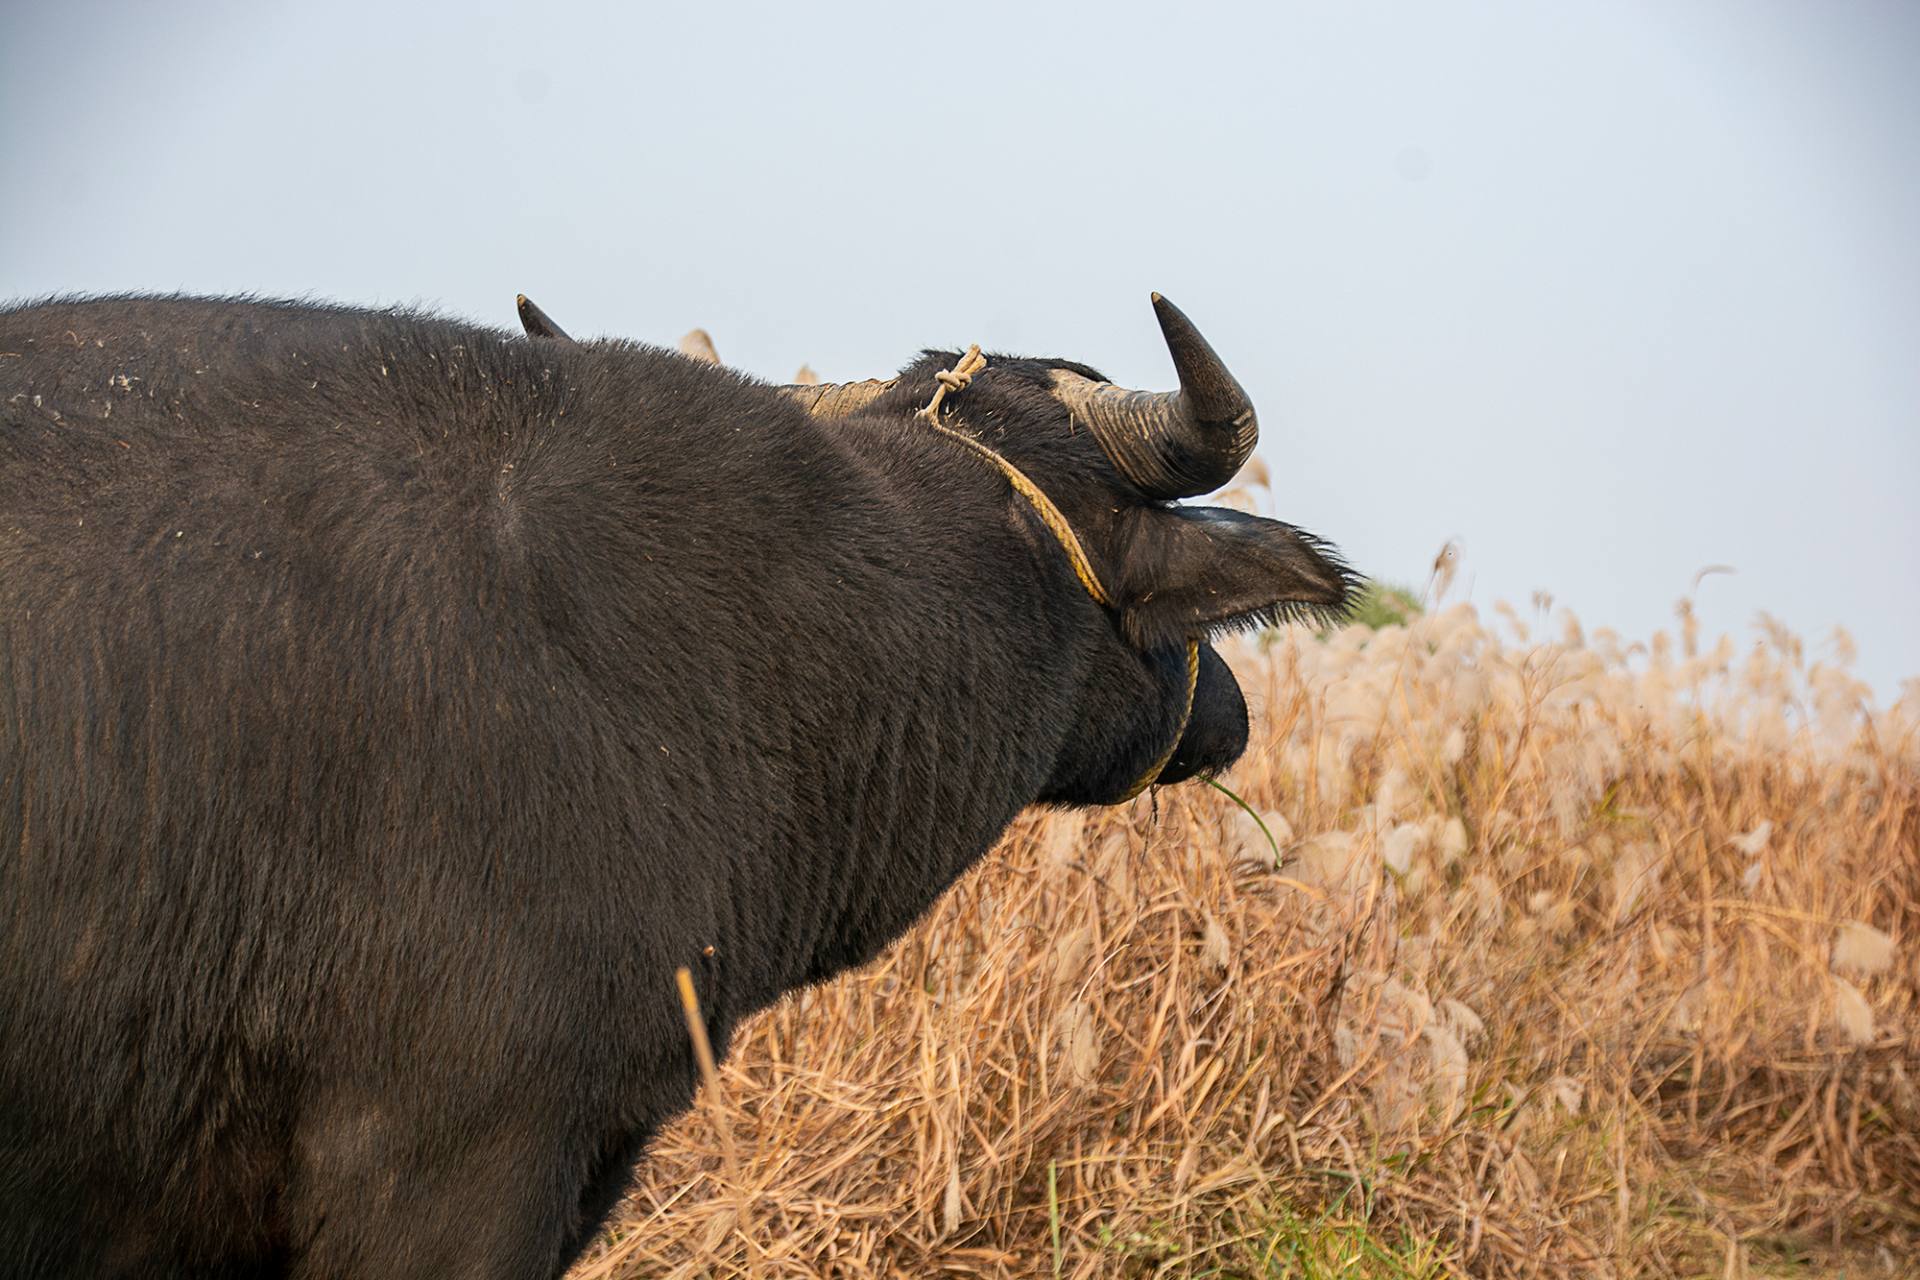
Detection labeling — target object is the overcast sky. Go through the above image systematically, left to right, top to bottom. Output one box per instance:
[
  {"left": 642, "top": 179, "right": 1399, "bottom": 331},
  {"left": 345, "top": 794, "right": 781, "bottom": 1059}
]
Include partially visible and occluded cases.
[{"left": 5, "top": 1, "right": 1915, "bottom": 697}]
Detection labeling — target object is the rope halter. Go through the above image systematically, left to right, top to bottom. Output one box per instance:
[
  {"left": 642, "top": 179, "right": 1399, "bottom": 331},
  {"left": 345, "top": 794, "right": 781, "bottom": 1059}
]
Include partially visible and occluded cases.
[{"left": 915, "top": 349, "right": 1201, "bottom": 802}]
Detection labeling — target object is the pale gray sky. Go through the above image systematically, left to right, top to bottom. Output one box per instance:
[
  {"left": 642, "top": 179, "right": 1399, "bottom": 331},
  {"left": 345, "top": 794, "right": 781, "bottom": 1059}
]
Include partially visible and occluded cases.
[{"left": 5, "top": 0, "right": 1915, "bottom": 695}]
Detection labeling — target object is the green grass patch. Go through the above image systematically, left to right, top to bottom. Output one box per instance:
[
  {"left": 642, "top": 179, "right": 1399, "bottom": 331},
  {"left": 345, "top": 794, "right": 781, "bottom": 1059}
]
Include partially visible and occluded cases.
[
  {"left": 1341, "top": 581, "right": 1424, "bottom": 631},
  {"left": 1097, "top": 1195, "right": 1456, "bottom": 1278},
  {"left": 1231, "top": 1207, "right": 1453, "bottom": 1278}
]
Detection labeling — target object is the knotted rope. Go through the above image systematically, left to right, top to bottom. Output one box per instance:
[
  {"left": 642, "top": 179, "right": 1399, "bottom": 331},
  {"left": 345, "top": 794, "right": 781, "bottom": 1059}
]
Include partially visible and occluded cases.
[
  {"left": 917, "top": 344, "right": 987, "bottom": 424},
  {"left": 917, "top": 348, "right": 1200, "bottom": 800}
]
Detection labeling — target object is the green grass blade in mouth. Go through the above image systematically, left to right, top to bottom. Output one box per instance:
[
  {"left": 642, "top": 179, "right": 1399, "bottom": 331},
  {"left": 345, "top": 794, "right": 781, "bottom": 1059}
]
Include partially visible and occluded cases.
[{"left": 1202, "top": 774, "right": 1281, "bottom": 868}]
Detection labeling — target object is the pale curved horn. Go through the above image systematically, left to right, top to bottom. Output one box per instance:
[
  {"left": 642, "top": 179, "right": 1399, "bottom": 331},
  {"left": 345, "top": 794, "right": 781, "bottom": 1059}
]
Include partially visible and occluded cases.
[
  {"left": 1049, "top": 293, "right": 1257, "bottom": 500},
  {"left": 513, "top": 294, "right": 894, "bottom": 419},
  {"left": 516, "top": 294, "right": 572, "bottom": 342},
  {"left": 679, "top": 328, "right": 721, "bottom": 364},
  {"left": 779, "top": 379, "right": 896, "bottom": 418}
]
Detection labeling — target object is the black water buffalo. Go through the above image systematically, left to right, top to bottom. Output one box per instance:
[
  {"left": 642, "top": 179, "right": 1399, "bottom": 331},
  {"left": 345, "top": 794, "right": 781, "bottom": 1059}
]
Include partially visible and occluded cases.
[{"left": 0, "top": 291, "right": 1355, "bottom": 1277}]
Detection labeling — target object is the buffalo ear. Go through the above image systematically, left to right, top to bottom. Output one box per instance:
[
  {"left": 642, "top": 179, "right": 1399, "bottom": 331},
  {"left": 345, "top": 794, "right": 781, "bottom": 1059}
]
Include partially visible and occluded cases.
[
  {"left": 516, "top": 294, "right": 573, "bottom": 342},
  {"left": 1112, "top": 506, "right": 1360, "bottom": 650}
]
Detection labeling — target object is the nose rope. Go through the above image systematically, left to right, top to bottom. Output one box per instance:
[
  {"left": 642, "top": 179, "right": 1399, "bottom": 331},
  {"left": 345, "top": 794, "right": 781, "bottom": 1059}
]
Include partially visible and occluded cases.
[{"left": 918, "top": 349, "right": 1200, "bottom": 800}]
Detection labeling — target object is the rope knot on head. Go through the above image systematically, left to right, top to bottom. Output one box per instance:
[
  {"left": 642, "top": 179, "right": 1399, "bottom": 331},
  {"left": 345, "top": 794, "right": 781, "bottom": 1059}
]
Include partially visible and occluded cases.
[{"left": 918, "top": 345, "right": 987, "bottom": 423}]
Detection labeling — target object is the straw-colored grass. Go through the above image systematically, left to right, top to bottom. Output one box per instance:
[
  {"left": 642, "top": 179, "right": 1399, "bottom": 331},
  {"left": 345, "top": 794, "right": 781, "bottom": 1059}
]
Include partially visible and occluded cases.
[{"left": 570, "top": 595, "right": 1918, "bottom": 1278}]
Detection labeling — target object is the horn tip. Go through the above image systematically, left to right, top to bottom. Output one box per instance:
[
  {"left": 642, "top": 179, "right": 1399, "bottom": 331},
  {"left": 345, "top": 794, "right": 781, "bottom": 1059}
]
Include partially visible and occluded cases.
[
  {"left": 1149, "top": 292, "right": 1194, "bottom": 332},
  {"left": 515, "top": 293, "right": 529, "bottom": 307}
]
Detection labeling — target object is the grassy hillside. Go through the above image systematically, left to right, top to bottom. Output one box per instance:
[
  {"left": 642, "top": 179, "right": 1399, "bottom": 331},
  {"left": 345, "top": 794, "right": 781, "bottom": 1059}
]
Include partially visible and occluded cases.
[{"left": 572, "top": 600, "right": 1918, "bottom": 1279}]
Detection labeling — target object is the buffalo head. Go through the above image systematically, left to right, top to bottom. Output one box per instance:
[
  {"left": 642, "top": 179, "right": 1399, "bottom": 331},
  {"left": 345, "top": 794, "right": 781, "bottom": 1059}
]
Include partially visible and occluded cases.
[{"left": 516, "top": 292, "right": 1358, "bottom": 804}]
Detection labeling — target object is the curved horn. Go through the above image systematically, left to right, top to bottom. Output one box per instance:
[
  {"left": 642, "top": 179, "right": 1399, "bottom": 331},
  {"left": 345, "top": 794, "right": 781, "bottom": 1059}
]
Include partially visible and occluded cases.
[
  {"left": 512, "top": 293, "right": 892, "bottom": 417},
  {"left": 1049, "top": 293, "right": 1257, "bottom": 500},
  {"left": 516, "top": 294, "right": 572, "bottom": 342},
  {"left": 679, "top": 328, "right": 721, "bottom": 364},
  {"left": 779, "top": 379, "right": 896, "bottom": 418}
]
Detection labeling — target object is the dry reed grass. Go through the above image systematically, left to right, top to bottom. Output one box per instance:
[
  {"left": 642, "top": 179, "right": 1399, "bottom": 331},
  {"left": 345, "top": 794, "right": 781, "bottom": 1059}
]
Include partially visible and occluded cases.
[{"left": 570, "top": 591, "right": 1918, "bottom": 1278}]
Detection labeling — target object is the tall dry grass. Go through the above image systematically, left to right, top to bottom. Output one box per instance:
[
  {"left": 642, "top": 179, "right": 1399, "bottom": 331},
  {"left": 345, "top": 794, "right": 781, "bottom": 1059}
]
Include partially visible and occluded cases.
[{"left": 571, "top": 594, "right": 1918, "bottom": 1278}]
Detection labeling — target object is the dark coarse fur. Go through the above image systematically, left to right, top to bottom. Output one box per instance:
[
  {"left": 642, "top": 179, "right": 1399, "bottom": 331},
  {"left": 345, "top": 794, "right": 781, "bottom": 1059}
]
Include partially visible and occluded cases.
[{"left": 0, "top": 295, "right": 1358, "bottom": 1278}]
